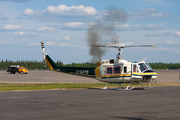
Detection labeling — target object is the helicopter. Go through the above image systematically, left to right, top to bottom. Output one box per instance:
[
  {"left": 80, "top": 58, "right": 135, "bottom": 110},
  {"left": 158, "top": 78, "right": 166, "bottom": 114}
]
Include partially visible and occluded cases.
[{"left": 40, "top": 41, "right": 157, "bottom": 90}]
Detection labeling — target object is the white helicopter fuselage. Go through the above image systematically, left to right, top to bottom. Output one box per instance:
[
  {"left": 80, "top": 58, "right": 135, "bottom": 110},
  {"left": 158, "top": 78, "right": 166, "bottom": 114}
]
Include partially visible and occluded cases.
[
  {"left": 40, "top": 41, "right": 157, "bottom": 90},
  {"left": 95, "top": 59, "right": 157, "bottom": 84}
]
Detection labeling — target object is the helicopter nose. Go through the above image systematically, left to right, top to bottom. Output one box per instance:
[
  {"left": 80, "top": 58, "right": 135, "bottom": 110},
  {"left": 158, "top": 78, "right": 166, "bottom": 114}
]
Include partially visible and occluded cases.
[{"left": 142, "top": 75, "right": 152, "bottom": 81}]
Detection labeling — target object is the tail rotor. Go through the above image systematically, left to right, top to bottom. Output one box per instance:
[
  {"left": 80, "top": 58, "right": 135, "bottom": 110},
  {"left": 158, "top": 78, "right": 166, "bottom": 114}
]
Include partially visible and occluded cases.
[{"left": 41, "top": 41, "right": 46, "bottom": 68}]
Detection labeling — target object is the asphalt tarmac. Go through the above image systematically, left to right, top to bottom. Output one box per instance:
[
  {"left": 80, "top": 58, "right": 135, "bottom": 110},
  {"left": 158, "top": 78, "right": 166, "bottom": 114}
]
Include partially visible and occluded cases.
[
  {"left": 0, "top": 69, "right": 180, "bottom": 83},
  {"left": 0, "top": 70, "right": 180, "bottom": 120},
  {"left": 0, "top": 70, "right": 99, "bottom": 83},
  {"left": 0, "top": 86, "right": 180, "bottom": 120}
]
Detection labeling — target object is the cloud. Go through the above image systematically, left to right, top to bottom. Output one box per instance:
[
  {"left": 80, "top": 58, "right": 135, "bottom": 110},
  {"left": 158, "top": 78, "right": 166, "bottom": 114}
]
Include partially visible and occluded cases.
[
  {"left": 0, "top": 0, "right": 33, "bottom": 2},
  {"left": 144, "top": 0, "right": 171, "bottom": 6},
  {"left": 22, "top": 4, "right": 98, "bottom": 23},
  {"left": 46, "top": 4, "right": 96, "bottom": 15},
  {"left": 23, "top": 8, "right": 34, "bottom": 15},
  {"left": 130, "top": 8, "right": 171, "bottom": 20},
  {"left": 0, "top": 17, "right": 9, "bottom": 20},
  {"left": 48, "top": 22, "right": 87, "bottom": 31},
  {"left": 48, "top": 22, "right": 164, "bottom": 32},
  {"left": 65, "top": 22, "right": 85, "bottom": 27},
  {"left": 61, "top": 23, "right": 88, "bottom": 31},
  {"left": 115, "top": 23, "right": 164, "bottom": 31},
  {"left": 142, "top": 23, "right": 164, "bottom": 30},
  {"left": 1, "top": 24, "right": 28, "bottom": 30},
  {"left": 2, "top": 24, "right": 20, "bottom": 30},
  {"left": 115, "top": 24, "right": 130, "bottom": 29},
  {"left": 37, "top": 27, "right": 55, "bottom": 32},
  {"left": 174, "top": 31, "right": 180, "bottom": 37},
  {"left": 13, "top": 32, "right": 37, "bottom": 36},
  {"left": 144, "top": 32, "right": 172, "bottom": 36},
  {"left": 55, "top": 36, "right": 71, "bottom": 40},
  {"left": 64, "top": 36, "right": 70, "bottom": 40},
  {"left": 55, "top": 38, "right": 61, "bottom": 40},
  {"left": 0, "top": 41, "right": 12, "bottom": 44},
  {"left": 27, "top": 41, "right": 86, "bottom": 47},
  {"left": 39, "top": 41, "right": 87, "bottom": 49},
  {"left": 145, "top": 41, "right": 180, "bottom": 54},
  {"left": 166, "top": 41, "right": 180, "bottom": 44},
  {"left": 166, "top": 41, "right": 174, "bottom": 44},
  {"left": 27, "top": 42, "right": 39, "bottom": 46},
  {"left": 46, "top": 42, "right": 55, "bottom": 45},
  {"left": 128, "top": 46, "right": 179, "bottom": 54},
  {"left": 143, "top": 46, "right": 177, "bottom": 52},
  {"left": 148, "top": 47, "right": 180, "bottom": 54},
  {"left": 154, "top": 47, "right": 173, "bottom": 51}
]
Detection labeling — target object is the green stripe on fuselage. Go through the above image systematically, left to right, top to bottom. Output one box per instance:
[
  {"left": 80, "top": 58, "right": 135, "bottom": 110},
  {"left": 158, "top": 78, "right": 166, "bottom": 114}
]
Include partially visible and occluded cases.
[{"left": 101, "top": 76, "right": 131, "bottom": 79}]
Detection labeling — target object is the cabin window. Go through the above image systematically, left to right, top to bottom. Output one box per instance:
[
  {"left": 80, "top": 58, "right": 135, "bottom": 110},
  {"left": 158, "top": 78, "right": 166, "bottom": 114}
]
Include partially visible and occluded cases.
[
  {"left": 109, "top": 59, "right": 114, "bottom": 64},
  {"left": 133, "top": 64, "right": 139, "bottom": 72},
  {"left": 133, "top": 65, "right": 136, "bottom": 72},
  {"left": 114, "top": 66, "right": 121, "bottom": 74},
  {"left": 124, "top": 66, "right": 127, "bottom": 73},
  {"left": 106, "top": 67, "right": 113, "bottom": 74}
]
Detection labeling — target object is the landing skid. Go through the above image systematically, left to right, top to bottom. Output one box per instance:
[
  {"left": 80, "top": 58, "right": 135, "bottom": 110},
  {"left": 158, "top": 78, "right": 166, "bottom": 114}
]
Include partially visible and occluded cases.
[
  {"left": 100, "top": 82, "right": 152, "bottom": 90},
  {"left": 100, "top": 87, "right": 135, "bottom": 90}
]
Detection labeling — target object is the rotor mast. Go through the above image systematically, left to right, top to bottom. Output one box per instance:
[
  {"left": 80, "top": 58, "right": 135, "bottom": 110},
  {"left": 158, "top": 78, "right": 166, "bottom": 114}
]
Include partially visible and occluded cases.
[{"left": 116, "top": 47, "right": 122, "bottom": 60}]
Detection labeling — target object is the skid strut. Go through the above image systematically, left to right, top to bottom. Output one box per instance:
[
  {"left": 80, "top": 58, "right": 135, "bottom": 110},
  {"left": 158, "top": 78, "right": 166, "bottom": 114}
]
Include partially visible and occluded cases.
[
  {"left": 100, "top": 82, "right": 152, "bottom": 90},
  {"left": 100, "top": 82, "right": 135, "bottom": 90},
  {"left": 139, "top": 82, "right": 152, "bottom": 89},
  {"left": 101, "top": 83, "right": 110, "bottom": 89}
]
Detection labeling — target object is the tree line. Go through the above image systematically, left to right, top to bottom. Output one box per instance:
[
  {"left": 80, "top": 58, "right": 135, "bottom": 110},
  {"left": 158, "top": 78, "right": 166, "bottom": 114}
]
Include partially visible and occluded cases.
[
  {"left": 0, "top": 59, "right": 180, "bottom": 70},
  {"left": 0, "top": 60, "right": 97, "bottom": 70},
  {"left": 149, "top": 63, "right": 180, "bottom": 70}
]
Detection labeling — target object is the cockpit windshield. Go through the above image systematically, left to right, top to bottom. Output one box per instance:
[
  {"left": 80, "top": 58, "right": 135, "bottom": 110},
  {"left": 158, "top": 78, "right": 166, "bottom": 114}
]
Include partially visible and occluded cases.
[
  {"left": 138, "top": 63, "right": 152, "bottom": 72},
  {"left": 145, "top": 63, "right": 152, "bottom": 70}
]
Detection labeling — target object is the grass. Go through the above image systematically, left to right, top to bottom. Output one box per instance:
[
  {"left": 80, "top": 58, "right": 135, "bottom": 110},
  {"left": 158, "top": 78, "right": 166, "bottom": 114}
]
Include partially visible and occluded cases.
[{"left": 0, "top": 83, "right": 180, "bottom": 92}]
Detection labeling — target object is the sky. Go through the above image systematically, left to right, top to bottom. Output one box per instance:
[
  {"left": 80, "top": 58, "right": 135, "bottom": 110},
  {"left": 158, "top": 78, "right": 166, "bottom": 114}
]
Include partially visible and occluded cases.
[{"left": 0, "top": 0, "right": 180, "bottom": 64}]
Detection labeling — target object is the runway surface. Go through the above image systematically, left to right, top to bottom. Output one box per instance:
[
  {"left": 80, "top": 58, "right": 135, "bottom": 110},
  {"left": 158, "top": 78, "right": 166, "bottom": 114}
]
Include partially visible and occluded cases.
[
  {"left": 0, "top": 70, "right": 180, "bottom": 83},
  {"left": 0, "top": 70, "right": 180, "bottom": 120},
  {"left": 0, "top": 70, "right": 98, "bottom": 83},
  {"left": 0, "top": 86, "right": 180, "bottom": 120}
]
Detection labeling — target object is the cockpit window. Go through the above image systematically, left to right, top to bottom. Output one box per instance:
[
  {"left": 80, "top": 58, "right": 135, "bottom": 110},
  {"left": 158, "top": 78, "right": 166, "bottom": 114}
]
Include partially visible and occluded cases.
[
  {"left": 138, "top": 63, "right": 150, "bottom": 72},
  {"left": 145, "top": 63, "right": 152, "bottom": 70}
]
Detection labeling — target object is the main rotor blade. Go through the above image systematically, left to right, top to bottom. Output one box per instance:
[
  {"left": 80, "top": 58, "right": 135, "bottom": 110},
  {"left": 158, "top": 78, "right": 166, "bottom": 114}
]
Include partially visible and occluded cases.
[
  {"left": 91, "top": 44, "right": 157, "bottom": 48},
  {"left": 91, "top": 45, "right": 106, "bottom": 47},
  {"left": 106, "top": 45, "right": 120, "bottom": 47},
  {"left": 124, "top": 45, "right": 157, "bottom": 47}
]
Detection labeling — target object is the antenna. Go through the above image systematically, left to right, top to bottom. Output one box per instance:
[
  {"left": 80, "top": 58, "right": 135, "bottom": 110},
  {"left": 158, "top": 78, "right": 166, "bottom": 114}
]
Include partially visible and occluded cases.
[{"left": 40, "top": 41, "right": 46, "bottom": 68}]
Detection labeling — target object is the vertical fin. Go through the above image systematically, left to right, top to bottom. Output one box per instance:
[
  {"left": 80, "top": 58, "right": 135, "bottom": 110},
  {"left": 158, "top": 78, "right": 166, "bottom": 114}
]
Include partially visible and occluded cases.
[
  {"left": 41, "top": 41, "right": 58, "bottom": 71},
  {"left": 45, "top": 55, "right": 58, "bottom": 70}
]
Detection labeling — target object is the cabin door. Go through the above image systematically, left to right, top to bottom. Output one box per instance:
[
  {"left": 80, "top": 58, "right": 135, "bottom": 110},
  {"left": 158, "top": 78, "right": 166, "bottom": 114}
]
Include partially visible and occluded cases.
[{"left": 132, "top": 63, "right": 140, "bottom": 73}]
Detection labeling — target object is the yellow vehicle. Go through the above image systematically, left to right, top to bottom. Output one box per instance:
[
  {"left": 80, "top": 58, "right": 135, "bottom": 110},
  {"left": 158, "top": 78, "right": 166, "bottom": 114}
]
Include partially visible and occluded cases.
[{"left": 18, "top": 66, "right": 28, "bottom": 74}]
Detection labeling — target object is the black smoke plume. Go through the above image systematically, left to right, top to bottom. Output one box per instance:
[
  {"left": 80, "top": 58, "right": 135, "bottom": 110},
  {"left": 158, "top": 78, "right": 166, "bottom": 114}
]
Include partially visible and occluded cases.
[{"left": 86, "top": 6, "right": 128, "bottom": 62}]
